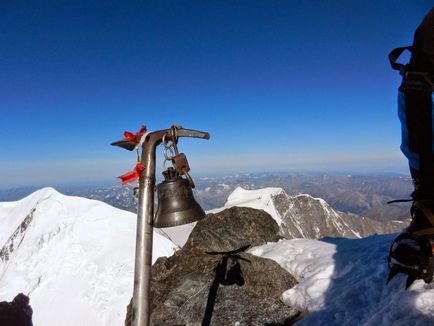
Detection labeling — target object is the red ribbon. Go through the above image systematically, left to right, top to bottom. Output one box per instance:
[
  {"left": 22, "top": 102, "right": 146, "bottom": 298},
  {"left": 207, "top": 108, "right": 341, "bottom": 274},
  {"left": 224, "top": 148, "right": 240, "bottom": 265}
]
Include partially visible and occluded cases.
[
  {"left": 116, "top": 125, "right": 147, "bottom": 185},
  {"left": 123, "top": 125, "right": 147, "bottom": 144},
  {"left": 117, "top": 163, "right": 145, "bottom": 185}
]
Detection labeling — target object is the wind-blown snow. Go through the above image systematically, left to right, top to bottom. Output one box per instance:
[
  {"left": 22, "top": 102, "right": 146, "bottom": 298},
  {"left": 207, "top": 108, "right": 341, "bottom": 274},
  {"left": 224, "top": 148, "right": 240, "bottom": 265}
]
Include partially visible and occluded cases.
[
  {"left": 208, "top": 186, "right": 285, "bottom": 225},
  {"left": 0, "top": 187, "right": 177, "bottom": 326},
  {"left": 250, "top": 235, "right": 434, "bottom": 325}
]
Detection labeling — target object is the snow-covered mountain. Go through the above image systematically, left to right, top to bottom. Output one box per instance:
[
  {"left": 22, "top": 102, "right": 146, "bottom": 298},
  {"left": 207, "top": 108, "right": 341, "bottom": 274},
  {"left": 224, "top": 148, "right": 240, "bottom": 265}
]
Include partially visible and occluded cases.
[
  {"left": 0, "top": 186, "right": 421, "bottom": 325},
  {"left": 211, "top": 187, "right": 406, "bottom": 239},
  {"left": 0, "top": 188, "right": 177, "bottom": 326}
]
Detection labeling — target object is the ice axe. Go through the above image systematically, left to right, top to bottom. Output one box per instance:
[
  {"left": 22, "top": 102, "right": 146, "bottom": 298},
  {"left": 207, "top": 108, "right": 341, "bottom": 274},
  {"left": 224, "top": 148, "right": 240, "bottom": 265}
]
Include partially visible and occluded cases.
[{"left": 112, "top": 124, "right": 210, "bottom": 326}]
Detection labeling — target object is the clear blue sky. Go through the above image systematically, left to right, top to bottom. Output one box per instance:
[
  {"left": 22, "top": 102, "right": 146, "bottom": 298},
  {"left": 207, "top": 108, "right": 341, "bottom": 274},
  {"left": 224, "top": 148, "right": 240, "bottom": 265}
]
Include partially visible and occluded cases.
[{"left": 0, "top": 1, "right": 432, "bottom": 188}]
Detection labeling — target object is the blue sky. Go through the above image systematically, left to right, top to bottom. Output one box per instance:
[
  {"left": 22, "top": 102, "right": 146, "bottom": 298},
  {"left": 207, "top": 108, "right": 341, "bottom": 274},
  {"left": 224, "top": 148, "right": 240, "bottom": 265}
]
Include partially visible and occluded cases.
[{"left": 0, "top": 1, "right": 432, "bottom": 188}]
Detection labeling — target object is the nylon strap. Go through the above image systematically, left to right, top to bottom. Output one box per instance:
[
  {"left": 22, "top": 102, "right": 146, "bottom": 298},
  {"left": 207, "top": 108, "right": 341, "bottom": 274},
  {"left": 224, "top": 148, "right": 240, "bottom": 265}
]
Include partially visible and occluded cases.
[
  {"left": 389, "top": 46, "right": 412, "bottom": 74},
  {"left": 412, "top": 201, "right": 434, "bottom": 236},
  {"left": 414, "top": 228, "right": 434, "bottom": 236}
]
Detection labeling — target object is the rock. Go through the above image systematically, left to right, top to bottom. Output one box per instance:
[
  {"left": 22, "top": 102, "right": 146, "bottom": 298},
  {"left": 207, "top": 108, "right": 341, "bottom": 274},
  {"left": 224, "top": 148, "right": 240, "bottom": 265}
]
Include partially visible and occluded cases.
[
  {"left": 184, "top": 206, "right": 283, "bottom": 253},
  {"left": 125, "top": 207, "right": 300, "bottom": 325},
  {"left": 0, "top": 293, "right": 33, "bottom": 326}
]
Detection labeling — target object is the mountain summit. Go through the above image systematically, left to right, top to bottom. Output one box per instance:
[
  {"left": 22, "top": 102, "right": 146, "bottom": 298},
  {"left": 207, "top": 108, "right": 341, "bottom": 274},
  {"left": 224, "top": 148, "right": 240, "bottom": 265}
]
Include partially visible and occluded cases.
[{"left": 0, "top": 187, "right": 176, "bottom": 325}]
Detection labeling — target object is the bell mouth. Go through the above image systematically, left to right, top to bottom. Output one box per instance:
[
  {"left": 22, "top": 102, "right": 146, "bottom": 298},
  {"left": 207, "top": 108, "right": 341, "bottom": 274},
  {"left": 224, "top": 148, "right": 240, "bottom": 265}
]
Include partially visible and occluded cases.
[{"left": 153, "top": 205, "right": 205, "bottom": 228}]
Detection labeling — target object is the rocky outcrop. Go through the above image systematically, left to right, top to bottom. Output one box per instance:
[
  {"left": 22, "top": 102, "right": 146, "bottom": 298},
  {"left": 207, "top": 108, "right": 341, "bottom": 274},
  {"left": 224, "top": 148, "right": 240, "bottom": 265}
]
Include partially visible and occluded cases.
[
  {"left": 273, "top": 193, "right": 406, "bottom": 239},
  {"left": 185, "top": 206, "right": 282, "bottom": 253},
  {"left": 126, "top": 207, "right": 300, "bottom": 326},
  {"left": 0, "top": 208, "right": 34, "bottom": 263},
  {"left": 0, "top": 293, "right": 33, "bottom": 326}
]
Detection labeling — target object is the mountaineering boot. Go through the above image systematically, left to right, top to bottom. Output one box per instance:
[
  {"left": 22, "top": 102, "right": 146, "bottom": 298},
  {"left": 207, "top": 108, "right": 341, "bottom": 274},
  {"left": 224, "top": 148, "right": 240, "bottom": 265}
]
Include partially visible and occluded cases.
[
  {"left": 386, "top": 167, "right": 434, "bottom": 289},
  {"left": 387, "top": 171, "right": 434, "bottom": 289},
  {"left": 387, "top": 198, "right": 434, "bottom": 289}
]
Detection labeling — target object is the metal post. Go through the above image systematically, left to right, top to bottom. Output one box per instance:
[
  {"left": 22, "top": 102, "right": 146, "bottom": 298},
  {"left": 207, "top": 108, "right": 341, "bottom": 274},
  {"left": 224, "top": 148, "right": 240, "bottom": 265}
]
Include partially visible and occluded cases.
[{"left": 131, "top": 140, "right": 156, "bottom": 326}]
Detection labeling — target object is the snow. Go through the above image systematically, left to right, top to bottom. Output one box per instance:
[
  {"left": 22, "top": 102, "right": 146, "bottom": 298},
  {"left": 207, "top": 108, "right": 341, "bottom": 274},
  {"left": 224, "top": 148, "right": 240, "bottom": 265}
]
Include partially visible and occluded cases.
[
  {"left": 208, "top": 186, "right": 285, "bottom": 225},
  {"left": 0, "top": 187, "right": 177, "bottom": 326},
  {"left": 0, "top": 187, "right": 56, "bottom": 246},
  {"left": 3, "top": 187, "right": 434, "bottom": 325},
  {"left": 157, "top": 222, "right": 196, "bottom": 249},
  {"left": 250, "top": 235, "right": 434, "bottom": 325}
]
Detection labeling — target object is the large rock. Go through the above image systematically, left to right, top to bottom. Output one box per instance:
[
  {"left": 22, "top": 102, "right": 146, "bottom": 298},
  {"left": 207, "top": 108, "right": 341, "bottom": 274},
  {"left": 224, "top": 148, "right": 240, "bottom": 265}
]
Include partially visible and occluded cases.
[
  {"left": 184, "top": 206, "right": 282, "bottom": 253},
  {"left": 126, "top": 207, "right": 300, "bottom": 325},
  {"left": 0, "top": 293, "right": 33, "bottom": 326}
]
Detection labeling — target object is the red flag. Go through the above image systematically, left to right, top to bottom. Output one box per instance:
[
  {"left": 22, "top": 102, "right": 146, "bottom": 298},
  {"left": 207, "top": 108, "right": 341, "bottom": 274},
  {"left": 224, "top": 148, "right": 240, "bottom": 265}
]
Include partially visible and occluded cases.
[
  {"left": 123, "top": 125, "right": 146, "bottom": 144},
  {"left": 117, "top": 163, "right": 145, "bottom": 185}
]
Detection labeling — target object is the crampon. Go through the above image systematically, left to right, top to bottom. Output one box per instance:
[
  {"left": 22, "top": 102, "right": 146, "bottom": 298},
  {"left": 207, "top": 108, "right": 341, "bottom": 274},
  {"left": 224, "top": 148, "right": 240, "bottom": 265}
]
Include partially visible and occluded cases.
[{"left": 387, "top": 200, "right": 434, "bottom": 289}]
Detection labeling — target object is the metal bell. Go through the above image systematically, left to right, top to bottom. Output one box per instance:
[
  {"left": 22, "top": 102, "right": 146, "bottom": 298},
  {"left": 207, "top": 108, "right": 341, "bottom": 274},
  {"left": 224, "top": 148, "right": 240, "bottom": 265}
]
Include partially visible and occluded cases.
[{"left": 154, "top": 167, "right": 205, "bottom": 228}]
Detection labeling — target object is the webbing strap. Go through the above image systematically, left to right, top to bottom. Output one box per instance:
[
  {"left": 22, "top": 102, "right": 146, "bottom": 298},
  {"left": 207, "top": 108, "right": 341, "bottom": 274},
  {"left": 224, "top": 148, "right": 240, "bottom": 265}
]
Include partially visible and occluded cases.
[
  {"left": 389, "top": 46, "right": 412, "bottom": 74},
  {"left": 412, "top": 201, "right": 434, "bottom": 237},
  {"left": 414, "top": 227, "right": 434, "bottom": 236}
]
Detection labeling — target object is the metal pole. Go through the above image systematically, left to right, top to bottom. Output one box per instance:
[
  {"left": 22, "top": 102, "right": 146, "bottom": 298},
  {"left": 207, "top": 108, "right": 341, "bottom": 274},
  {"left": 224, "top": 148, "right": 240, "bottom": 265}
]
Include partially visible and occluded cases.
[
  {"left": 125, "top": 127, "right": 209, "bottom": 325},
  {"left": 131, "top": 140, "right": 156, "bottom": 326}
]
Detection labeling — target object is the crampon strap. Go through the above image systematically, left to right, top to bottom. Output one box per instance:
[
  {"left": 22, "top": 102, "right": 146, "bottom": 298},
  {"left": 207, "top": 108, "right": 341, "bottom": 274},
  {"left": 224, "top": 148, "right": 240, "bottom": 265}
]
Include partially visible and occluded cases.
[{"left": 413, "top": 200, "right": 434, "bottom": 238}]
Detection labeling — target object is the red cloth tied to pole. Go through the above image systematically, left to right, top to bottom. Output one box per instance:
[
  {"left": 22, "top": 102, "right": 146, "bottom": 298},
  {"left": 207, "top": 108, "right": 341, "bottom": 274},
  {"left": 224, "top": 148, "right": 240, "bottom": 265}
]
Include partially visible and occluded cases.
[
  {"left": 123, "top": 125, "right": 147, "bottom": 144},
  {"left": 117, "top": 163, "right": 145, "bottom": 185}
]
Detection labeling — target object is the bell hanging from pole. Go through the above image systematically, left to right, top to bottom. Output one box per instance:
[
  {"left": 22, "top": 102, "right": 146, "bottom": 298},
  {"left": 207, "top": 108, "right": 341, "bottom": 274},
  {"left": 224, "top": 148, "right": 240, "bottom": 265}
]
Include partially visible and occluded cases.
[{"left": 154, "top": 167, "right": 205, "bottom": 228}]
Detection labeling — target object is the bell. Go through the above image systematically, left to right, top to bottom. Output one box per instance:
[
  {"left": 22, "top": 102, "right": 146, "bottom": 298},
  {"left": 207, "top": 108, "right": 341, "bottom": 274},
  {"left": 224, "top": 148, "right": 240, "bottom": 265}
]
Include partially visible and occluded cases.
[{"left": 154, "top": 167, "right": 205, "bottom": 228}]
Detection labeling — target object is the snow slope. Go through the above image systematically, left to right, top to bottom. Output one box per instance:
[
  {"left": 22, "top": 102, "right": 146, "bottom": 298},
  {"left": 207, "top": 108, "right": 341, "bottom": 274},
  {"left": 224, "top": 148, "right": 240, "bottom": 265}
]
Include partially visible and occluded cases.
[
  {"left": 207, "top": 186, "right": 285, "bottom": 224},
  {"left": 0, "top": 188, "right": 177, "bottom": 326},
  {"left": 250, "top": 235, "right": 434, "bottom": 325}
]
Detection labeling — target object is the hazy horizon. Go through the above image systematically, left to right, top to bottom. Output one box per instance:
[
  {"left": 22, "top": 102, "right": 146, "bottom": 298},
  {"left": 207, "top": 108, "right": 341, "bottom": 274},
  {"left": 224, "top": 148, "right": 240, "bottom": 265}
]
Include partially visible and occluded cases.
[{"left": 0, "top": 166, "right": 411, "bottom": 191}]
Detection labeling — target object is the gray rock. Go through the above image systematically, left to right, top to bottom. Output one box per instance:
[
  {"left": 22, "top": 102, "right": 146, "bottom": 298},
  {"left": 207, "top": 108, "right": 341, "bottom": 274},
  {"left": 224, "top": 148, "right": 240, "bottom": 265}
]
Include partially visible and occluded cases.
[
  {"left": 184, "top": 206, "right": 282, "bottom": 253},
  {"left": 125, "top": 207, "right": 300, "bottom": 326},
  {"left": 0, "top": 293, "right": 33, "bottom": 326}
]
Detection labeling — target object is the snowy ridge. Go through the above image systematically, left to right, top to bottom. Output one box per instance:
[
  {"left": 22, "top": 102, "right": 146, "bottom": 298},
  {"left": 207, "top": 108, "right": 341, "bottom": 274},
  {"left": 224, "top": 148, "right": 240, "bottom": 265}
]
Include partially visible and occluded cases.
[
  {"left": 207, "top": 186, "right": 285, "bottom": 225},
  {"left": 209, "top": 187, "right": 403, "bottom": 240},
  {"left": 0, "top": 188, "right": 177, "bottom": 326},
  {"left": 250, "top": 235, "right": 434, "bottom": 325}
]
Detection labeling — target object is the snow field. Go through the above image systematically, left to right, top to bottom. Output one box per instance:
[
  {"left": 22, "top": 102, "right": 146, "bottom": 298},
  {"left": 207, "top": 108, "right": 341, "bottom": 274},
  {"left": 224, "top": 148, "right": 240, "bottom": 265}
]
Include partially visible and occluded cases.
[{"left": 250, "top": 235, "right": 434, "bottom": 325}]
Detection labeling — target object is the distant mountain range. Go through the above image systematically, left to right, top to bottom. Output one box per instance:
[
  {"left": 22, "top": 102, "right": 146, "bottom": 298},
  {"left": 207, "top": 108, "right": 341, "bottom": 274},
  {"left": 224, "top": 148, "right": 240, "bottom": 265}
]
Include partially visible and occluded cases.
[
  {"left": 0, "top": 172, "right": 413, "bottom": 222},
  {"left": 194, "top": 173, "right": 413, "bottom": 222}
]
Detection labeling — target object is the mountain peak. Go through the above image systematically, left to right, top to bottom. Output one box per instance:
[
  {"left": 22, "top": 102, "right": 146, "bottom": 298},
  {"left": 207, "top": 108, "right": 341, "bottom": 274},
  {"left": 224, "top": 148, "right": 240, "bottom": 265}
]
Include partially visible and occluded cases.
[
  {"left": 22, "top": 187, "right": 61, "bottom": 202},
  {"left": 0, "top": 188, "right": 176, "bottom": 325}
]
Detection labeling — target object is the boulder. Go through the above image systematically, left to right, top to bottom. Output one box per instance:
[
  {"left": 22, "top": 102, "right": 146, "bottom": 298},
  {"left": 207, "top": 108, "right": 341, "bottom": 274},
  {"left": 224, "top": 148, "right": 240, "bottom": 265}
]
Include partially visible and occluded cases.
[
  {"left": 184, "top": 206, "right": 283, "bottom": 253},
  {"left": 0, "top": 293, "right": 33, "bottom": 326}
]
